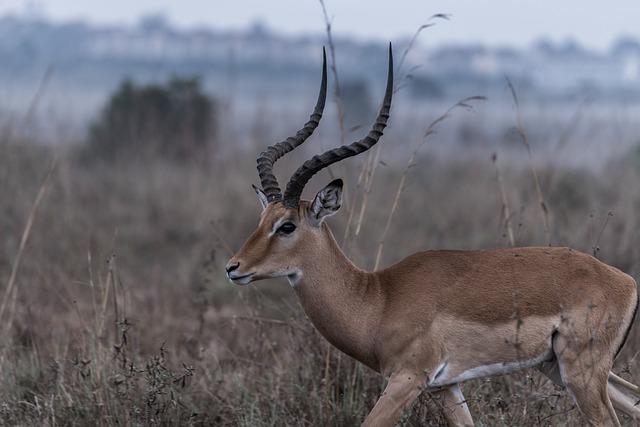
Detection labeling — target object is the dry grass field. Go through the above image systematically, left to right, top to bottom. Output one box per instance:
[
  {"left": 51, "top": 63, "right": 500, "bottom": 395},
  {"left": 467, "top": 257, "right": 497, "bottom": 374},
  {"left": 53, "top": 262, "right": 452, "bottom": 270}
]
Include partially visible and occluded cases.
[{"left": 2, "top": 84, "right": 640, "bottom": 426}]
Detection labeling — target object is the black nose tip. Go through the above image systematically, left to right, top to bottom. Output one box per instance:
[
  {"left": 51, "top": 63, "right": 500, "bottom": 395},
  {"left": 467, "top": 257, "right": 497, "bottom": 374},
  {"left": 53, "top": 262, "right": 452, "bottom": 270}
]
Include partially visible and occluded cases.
[{"left": 226, "top": 262, "right": 240, "bottom": 274}]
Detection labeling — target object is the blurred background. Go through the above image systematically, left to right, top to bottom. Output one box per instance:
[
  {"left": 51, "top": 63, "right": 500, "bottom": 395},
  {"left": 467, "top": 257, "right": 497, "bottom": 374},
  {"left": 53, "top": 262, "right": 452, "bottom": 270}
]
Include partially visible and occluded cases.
[{"left": 2, "top": 1, "right": 640, "bottom": 425}]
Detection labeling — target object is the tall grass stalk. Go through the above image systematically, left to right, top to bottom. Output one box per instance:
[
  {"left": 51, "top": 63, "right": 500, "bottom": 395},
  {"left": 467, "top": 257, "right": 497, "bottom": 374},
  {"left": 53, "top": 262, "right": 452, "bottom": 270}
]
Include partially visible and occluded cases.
[
  {"left": 506, "top": 78, "right": 551, "bottom": 246},
  {"left": 374, "top": 96, "right": 485, "bottom": 270},
  {"left": 492, "top": 152, "right": 516, "bottom": 247},
  {"left": 0, "top": 159, "right": 56, "bottom": 339}
]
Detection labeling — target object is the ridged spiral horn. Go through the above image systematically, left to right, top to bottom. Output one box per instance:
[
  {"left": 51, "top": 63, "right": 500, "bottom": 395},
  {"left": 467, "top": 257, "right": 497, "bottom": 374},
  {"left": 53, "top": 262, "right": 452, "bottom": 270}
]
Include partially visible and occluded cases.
[
  {"left": 282, "top": 43, "right": 393, "bottom": 208},
  {"left": 255, "top": 48, "right": 328, "bottom": 203}
]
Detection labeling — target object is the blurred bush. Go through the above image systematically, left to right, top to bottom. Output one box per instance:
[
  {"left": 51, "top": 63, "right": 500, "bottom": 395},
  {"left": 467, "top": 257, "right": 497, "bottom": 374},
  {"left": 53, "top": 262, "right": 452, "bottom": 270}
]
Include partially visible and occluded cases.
[{"left": 86, "top": 77, "right": 217, "bottom": 161}]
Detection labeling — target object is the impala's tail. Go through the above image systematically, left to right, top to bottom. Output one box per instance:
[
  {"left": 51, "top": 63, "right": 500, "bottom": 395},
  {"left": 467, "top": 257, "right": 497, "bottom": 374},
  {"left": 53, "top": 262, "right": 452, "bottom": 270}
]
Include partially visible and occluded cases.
[{"left": 609, "top": 373, "right": 640, "bottom": 420}]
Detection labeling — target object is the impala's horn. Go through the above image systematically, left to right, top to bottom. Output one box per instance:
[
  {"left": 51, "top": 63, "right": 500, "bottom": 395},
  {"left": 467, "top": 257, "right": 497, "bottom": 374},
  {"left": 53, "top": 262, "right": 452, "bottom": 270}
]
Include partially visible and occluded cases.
[
  {"left": 283, "top": 43, "right": 393, "bottom": 209},
  {"left": 255, "top": 47, "right": 328, "bottom": 203}
]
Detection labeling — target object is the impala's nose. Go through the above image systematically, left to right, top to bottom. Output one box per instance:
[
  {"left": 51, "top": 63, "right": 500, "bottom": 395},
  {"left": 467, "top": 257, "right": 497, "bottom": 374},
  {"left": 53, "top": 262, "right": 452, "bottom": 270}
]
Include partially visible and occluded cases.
[
  {"left": 225, "top": 261, "right": 254, "bottom": 285},
  {"left": 225, "top": 262, "right": 240, "bottom": 274}
]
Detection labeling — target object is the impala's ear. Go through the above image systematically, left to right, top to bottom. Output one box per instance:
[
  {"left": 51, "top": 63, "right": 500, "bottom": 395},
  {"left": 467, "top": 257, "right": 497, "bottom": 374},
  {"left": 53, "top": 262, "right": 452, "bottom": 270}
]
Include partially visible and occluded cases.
[
  {"left": 308, "top": 179, "right": 343, "bottom": 226},
  {"left": 252, "top": 184, "right": 269, "bottom": 210}
]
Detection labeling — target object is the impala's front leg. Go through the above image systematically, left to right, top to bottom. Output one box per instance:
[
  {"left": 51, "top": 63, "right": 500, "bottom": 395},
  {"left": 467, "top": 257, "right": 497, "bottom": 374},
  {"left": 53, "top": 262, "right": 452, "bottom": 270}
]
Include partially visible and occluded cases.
[
  {"left": 362, "top": 371, "right": 424, "bottom": 427},
  {"left": 434, "top": 384, "right": 474, "bottom": 426}
]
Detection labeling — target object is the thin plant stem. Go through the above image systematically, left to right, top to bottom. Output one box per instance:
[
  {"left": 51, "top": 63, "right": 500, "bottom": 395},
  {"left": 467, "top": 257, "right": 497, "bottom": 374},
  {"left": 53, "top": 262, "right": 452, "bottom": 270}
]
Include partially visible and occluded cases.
[
  {"left": 318, "top": 0, "right": 345, "bottom": 148},
  {"left": 318, "top": 0, "right": 348, "bottom": 223},
  {"left": 396, "top": 14, "right": 450, "bottom": 86},
  {"left": 506, "top": 77, "right": 551, "bottom": 246},
  {"left": 374, "top": 96, "right": 485, "bottom": 270},
  {"left": 354, "top": 144, "right": 381, "bottom": 238},
  {"left": 492, "top": 152, "right": 516, "bottom": 247},
  {"left": 0, "top": 159, "right": 57, "bottom": 324},
  {"left": 592, "top": 211, "right": 614, "bottom": 258}
]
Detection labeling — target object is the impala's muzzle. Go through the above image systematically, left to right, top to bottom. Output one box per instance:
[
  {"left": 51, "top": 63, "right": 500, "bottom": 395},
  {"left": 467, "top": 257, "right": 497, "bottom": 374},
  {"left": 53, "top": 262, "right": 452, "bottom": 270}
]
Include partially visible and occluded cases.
[{"left": 225, "top": 260, "right": 254, "bottom": 285}]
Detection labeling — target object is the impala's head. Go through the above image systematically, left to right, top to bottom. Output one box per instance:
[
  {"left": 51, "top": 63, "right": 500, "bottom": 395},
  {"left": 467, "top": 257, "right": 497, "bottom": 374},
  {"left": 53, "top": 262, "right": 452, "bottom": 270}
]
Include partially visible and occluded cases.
[
  {"left": 226, "top": 44, "right": 393, "bottom": 286},
  {"left": 226, "top": 179, "right": 343, "bottom": 285}
]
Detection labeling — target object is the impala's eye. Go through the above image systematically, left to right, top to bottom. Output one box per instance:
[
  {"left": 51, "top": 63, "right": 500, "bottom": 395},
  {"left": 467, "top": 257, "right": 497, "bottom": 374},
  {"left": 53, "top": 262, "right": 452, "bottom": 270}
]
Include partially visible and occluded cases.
[{"left": 277, "top": 222, "right": 296, "bottom": 235}]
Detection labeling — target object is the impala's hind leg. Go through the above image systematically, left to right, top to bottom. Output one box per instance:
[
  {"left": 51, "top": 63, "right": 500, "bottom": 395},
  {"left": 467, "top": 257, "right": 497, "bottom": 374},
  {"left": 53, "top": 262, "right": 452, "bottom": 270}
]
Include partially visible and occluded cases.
[
  {"left": 553, "top": 334, "right": 620, "bottom": 426},
  {"left": 539, "top": 363, "right": 640, "bottom": 421}
]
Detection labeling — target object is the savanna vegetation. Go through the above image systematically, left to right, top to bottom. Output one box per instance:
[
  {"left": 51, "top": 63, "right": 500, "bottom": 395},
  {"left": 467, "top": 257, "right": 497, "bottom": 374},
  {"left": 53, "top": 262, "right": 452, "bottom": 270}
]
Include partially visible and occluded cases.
[{"left": 2, "top": 23, "right": 640, "bottom": 426}]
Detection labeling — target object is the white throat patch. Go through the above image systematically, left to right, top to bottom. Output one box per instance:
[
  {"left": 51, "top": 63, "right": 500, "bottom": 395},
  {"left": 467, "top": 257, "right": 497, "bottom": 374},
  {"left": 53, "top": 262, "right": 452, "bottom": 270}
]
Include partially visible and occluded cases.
[{"left": 287, "top": 270, "right": 303, "bottom": 288}]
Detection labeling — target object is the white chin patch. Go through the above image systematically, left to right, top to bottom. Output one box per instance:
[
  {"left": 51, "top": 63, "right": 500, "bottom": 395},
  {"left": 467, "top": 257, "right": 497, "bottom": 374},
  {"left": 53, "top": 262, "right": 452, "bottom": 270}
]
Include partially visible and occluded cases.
[{"left": 229, "top": 275, "right": 253, "bottom": 285}]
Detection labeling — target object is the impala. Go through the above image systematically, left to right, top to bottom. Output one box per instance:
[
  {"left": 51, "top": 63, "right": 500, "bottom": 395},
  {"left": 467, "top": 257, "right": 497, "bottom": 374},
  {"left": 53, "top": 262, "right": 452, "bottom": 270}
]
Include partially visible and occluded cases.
[{"left": 225, "top": 46, "right": 640, "bottom": 426}]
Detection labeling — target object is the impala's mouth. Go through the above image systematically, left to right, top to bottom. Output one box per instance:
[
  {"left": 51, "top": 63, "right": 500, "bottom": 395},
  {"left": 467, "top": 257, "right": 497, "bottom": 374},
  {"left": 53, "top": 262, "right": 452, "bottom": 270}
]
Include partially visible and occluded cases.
[{"left": 227, "top": 271, "right": 255, "bottom": 285}]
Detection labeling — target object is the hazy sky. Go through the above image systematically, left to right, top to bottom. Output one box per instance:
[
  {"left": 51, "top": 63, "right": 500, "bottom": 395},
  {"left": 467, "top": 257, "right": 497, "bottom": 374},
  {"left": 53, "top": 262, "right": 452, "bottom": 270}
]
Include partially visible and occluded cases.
[{"left": 1, "top": 0, "right": 638, "bottom": 50}]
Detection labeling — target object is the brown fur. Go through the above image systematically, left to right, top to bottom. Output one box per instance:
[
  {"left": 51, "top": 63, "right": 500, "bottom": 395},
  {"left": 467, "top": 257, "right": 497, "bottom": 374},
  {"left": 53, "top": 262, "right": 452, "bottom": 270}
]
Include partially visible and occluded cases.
[{"left": 227, "top": 201, "right": 639, "bottom": 426}]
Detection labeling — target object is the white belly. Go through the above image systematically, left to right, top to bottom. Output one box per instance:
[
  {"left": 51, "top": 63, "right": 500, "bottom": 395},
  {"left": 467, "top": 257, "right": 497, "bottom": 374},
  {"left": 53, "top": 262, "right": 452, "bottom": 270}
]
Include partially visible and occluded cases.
[
  {"left": 425, "top": 314, "right": 558, "bottom": 388},
  {"left": 427, "top": 349, "right": 553, "bottom": 388}
]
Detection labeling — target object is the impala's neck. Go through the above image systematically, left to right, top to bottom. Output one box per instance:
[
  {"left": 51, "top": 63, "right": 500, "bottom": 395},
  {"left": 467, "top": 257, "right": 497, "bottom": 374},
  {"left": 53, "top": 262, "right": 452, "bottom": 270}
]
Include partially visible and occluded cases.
[{"left": 289, "top": 223, "right": 383, "bottom": 370}]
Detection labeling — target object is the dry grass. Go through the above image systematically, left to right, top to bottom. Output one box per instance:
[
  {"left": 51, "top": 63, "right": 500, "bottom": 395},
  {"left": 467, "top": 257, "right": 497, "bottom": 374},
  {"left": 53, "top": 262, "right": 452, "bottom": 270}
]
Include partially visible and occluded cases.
[{"left": 2, "top": 91, "right": 640, "bottom": 426}]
